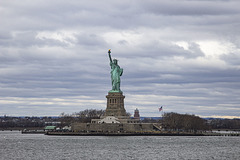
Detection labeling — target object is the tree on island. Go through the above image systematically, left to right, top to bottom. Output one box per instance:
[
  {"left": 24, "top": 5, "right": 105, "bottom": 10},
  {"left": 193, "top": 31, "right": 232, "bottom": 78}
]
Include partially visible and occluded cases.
[
  {"left": 59, "top": 109, "right": 105, "bottom": 126},
  {"left": 162, "top": 112, "right": 209, "bottom": 132}
]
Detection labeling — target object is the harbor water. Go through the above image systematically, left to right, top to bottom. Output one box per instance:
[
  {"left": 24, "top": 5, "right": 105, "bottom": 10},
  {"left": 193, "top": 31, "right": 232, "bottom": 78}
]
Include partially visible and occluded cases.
[{"left": 0, "top": 131, "right": 239, "bottom": 160}]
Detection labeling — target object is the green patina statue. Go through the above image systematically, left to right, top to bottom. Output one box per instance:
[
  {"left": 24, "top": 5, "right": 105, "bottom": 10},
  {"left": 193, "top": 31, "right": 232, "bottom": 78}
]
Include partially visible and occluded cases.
[{"left": 108, "top": 49, "right": 123, "bottom": 93}]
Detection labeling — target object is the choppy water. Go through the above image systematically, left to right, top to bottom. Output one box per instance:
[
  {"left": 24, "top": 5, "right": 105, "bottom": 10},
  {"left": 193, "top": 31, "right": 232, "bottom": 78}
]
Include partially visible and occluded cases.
[{"left": 0, "top": 131, "right": 239, "bottom": 160}]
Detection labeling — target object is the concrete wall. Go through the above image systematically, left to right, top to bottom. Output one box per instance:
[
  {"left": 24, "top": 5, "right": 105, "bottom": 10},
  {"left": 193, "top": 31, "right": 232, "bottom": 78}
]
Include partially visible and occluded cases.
[
  {"left": 91, "top": 117, "right": 140, "bottom": 124},
  {"left": 72, "top": 123, "right": 154, "bottom": 133},
  {"left": 123, "top": 123, "right": 154, "bottom": 132}
]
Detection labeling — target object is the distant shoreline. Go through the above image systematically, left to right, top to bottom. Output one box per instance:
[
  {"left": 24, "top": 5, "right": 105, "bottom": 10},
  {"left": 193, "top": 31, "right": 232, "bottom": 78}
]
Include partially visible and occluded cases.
[
  {"left": 0, "top": 127, "right": 43, "bottom": 131},
  {"left": 1, "top": 130, "right": 240, "bottom": 136},
  {"left": 45, "top": 131, "right": 240, "bottom": 137},
  {"left": 46, "top": 131, "right": 205, "bottom": 136}
]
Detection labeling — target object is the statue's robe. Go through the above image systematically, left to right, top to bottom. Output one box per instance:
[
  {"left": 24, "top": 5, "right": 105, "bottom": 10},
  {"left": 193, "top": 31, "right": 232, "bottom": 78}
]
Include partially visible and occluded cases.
[{"left": 110, "top": 62, "right": 123, "bottom": 90}]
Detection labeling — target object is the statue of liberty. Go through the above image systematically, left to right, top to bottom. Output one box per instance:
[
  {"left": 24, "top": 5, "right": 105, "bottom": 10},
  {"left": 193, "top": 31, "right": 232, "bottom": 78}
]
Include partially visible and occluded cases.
[{"left": 108, "top": 49, "right": 123, "bottom": 93}]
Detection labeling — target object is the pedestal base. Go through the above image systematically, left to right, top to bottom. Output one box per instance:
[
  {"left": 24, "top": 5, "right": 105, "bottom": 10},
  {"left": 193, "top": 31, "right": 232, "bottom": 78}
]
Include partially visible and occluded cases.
[{"left": 105, "top": 92, "right": 128, "bottom": 118}]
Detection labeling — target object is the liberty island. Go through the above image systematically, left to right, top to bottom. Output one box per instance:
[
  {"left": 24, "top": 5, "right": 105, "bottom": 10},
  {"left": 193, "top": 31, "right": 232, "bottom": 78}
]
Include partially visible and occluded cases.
[
  {"left": 17, "top": 49, "right": 239, "bottom": 136},
  {"left": 70, "top": 49, "right": 158, "bottom": 133},
  {"left": 44, "top": 50, "right": 239, "bottom": 136}
]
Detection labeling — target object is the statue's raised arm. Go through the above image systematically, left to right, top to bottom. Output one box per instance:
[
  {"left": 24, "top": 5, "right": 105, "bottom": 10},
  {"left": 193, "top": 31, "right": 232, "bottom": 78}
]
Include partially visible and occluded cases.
[{"left": 108, "top": 49, "right": 112, "bottom": 63}]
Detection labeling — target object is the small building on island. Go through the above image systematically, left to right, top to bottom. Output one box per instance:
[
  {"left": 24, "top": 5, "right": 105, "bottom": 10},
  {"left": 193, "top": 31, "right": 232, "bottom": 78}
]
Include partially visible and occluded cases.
[
  {"left": 134, "top": 108, "right": 140, "bottom": 119},
  {"left": 44, "top": 126, "right": 56, "bottom": 132}
]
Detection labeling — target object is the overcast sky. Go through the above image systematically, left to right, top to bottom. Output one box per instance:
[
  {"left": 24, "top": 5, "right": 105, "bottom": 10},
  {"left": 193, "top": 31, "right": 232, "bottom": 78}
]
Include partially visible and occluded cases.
[{"left": 0, "top": 0, "right": 240, "bottom": 118}]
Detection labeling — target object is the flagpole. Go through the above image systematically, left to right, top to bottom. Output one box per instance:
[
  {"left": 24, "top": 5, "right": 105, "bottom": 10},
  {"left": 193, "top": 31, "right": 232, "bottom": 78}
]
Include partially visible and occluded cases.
[
  {"left": 158, "top": 106, "right": 163, "bottom": 122},
  {"left": 160, "top": 106, "right": 163, "bottom": 125},
  {"left": 161, "top": 109, "right": 163, "bottom": 118}
]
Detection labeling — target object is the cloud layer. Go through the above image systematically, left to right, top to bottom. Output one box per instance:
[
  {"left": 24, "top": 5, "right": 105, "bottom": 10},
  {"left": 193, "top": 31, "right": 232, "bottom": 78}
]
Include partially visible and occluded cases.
[{"left": 0, "top": 0, "right": 240, "bottom": 117}]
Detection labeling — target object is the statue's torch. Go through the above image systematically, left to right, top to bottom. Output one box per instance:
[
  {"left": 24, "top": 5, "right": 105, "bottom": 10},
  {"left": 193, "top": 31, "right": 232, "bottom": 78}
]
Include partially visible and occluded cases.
[{"left": 108, "top": 49, "right": 112, "bottom": 62}]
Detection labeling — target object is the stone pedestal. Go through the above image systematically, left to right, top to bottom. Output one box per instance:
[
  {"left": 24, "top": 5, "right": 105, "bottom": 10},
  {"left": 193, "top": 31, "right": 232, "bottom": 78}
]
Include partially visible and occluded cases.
[{"left": 104, "top": 92, "right": 128, "bottom": 118}]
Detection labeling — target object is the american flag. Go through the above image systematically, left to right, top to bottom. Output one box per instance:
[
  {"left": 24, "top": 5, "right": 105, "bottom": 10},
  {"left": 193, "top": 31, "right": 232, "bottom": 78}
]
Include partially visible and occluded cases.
[{"left": 159, "top": 106, "right": 163, "bottom": 112}]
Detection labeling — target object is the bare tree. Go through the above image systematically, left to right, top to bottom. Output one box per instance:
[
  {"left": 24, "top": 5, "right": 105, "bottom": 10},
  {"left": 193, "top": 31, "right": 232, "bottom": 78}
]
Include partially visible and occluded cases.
[{"left": 163, "top": 112, "right": 208, "bottom": 132}]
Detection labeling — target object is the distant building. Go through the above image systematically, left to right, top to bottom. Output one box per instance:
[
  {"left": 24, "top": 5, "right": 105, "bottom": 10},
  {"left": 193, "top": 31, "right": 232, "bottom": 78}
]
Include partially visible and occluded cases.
[
  {"left": 134, "top": 108, "right": 140, "bottom": 119},
  {"left": 98, "top": 116, "right": 120, "bottom": 124},
  {"left": 44, "top": 126, "right": 56, "bottom": 131}
]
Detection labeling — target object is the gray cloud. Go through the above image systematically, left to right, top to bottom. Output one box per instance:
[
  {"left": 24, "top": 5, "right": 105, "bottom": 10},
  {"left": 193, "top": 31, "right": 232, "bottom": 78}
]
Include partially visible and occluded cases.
[
  {"left": 141, "top": 0, "right": 240, "bottom": 16},
  {"left": 220, "top": 52, "right": 240, "bottom": 66}
]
